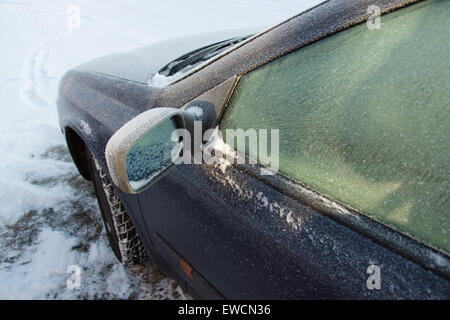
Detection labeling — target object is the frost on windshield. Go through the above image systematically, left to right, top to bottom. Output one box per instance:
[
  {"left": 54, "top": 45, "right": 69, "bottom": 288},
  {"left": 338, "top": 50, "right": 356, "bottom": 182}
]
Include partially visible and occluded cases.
[
  {"left": 220, "top": 1, "right": 450, "bottom": 254},
  {"left": 126, "top": 118, "right": 177, "bottom": 191}
]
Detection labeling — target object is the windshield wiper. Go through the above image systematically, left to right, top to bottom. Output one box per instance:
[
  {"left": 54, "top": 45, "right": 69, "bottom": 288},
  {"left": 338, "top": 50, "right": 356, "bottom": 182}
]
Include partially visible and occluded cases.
[{"left": 158, "top": 35, "right": 251, "bottom": 77}]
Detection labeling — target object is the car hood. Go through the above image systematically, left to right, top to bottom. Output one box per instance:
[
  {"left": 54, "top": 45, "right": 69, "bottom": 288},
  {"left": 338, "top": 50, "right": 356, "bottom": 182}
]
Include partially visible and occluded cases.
[{"left": 74, "top": 27, "right": 263, "bottom": 85}]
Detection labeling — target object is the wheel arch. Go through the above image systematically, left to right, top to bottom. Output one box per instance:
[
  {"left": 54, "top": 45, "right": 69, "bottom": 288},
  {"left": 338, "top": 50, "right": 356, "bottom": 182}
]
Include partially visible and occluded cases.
[{"left": 65, "top": 126, "right": 91, "bottom": 180}]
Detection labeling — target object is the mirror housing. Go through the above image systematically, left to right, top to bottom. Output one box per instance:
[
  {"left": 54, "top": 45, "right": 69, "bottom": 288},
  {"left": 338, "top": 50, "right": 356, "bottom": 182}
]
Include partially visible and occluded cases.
[{"left": 105, "top": 101, "right": 215, "bottom": 194}]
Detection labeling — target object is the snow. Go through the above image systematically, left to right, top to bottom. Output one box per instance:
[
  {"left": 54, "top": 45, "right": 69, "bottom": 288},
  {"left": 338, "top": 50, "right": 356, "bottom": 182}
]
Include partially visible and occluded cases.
[
  {"left": 0, "top": 0, "right": 321, "bottom": 299},
  {"left": 149, "top": 66, "right": 193, "bottom": 88},
  {"left": 187, "top": 105, "right": 204, "bottom": 119},
  {"left": 79, "top": 120, "right": 93, "bottom": 139}
]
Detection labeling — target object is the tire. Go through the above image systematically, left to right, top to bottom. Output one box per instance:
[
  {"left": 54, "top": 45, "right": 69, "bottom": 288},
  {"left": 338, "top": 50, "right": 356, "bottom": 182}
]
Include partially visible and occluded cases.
[{"left": 88, "top": 151, "right": 147, "bottom": 265}]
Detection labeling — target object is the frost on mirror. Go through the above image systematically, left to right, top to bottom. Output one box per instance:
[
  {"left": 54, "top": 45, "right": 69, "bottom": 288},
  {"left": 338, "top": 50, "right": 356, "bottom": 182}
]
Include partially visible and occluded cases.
[
  {"left": 220, "top": 1, "right": 450, "bottom": 254},
  {"left": 126, "top": 118, "right": 177, "bottom": 192}
]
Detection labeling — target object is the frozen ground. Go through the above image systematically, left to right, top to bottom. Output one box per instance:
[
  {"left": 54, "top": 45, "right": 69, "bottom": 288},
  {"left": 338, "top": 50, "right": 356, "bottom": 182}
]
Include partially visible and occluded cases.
[{"left": 0, "top": 0, "right": 320, "bottom": 299}]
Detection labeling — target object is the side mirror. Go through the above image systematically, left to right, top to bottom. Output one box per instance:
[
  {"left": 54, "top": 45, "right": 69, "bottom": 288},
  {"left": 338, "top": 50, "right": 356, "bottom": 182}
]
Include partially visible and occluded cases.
[{"left": 105, "top": 101, "right": 216, "bottom": 194}]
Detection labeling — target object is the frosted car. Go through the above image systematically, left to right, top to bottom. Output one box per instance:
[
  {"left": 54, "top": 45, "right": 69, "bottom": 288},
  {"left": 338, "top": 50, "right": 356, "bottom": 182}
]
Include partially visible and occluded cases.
[{"left": 57, "top": 0, "right": 449, "bottom": 299}]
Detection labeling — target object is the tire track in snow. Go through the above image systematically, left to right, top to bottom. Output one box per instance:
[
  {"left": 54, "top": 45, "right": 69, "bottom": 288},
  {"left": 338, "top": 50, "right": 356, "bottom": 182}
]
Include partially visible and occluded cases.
[{"left": 19, "top": 35, "right": 59, "bottom": 110}]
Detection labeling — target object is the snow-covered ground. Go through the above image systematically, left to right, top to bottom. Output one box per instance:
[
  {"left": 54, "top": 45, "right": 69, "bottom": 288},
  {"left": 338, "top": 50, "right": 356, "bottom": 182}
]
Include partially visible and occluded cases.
[{"left": 0, "top": 0, "right": 320, "bottom": 299}]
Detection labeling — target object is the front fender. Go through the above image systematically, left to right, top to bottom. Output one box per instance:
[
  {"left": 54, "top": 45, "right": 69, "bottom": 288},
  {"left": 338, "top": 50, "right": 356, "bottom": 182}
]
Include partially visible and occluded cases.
[{"left": 57, "top": 69, "right": 162, "bottom": 173}]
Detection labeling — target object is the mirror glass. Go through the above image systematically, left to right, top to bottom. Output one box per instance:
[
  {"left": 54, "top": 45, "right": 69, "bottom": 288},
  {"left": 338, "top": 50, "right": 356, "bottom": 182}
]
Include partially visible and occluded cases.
[{"left": 126, "top": 117, "right": 178, "bottom": 192}]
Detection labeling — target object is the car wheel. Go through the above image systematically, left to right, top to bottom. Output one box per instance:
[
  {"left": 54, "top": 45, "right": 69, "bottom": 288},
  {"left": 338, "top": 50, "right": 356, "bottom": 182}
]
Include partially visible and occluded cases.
[{"left": 88, "top": 151, "right": 147, "bottom": 265}]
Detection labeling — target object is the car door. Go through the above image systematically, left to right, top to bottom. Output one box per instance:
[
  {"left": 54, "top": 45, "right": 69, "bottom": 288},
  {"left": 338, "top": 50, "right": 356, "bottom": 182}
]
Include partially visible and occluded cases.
[{"left": 138, "top": 0, "right": 449, "bottom": 299}]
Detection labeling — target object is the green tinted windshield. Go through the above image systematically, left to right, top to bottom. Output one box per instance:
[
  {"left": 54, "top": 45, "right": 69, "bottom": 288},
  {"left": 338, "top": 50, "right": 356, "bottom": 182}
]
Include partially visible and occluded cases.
[{"left": 220, "top": 0, "right": 450, "bottom": 254}]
